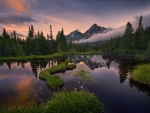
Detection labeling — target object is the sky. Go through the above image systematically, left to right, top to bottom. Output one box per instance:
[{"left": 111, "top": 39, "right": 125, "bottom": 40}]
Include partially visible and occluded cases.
[{"left": 0, "top": 0, "right": 150, "bottom": 39}]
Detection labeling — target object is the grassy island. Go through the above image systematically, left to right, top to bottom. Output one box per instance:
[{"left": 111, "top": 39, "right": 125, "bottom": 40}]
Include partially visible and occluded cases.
[
  {"left": 39, "top": 60, "right": 76, "bottom": 87},
  {"left": 130, "top": 64, "right": 150, "bottom": 86}
]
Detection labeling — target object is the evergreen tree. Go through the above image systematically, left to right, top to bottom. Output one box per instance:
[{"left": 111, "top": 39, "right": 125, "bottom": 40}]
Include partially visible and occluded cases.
[
  {"left": 135, "top": 15, "right": 144, "bottom": 50},
  {"left": 124, "top": 22, "right": 135, "bottom": 52},
  {"left": 50, "top": 25, "right": 53, "bottom": 43},
  {"left": 2, "top": 28, "right": 7, "bottom": 38},
  {"left": 60, "top": 28, "right": 68, "bottom": 51},
  {"left": 13, "top": 30, "right": 16, "bottom": 40}
]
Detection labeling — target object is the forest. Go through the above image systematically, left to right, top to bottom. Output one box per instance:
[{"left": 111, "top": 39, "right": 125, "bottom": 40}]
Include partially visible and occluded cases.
[
  {"left": 0, "top": 16, "right": 150, "bottom": 57},
  {"left": 99, "top": 16, "right": 150, "bottom": 56}
]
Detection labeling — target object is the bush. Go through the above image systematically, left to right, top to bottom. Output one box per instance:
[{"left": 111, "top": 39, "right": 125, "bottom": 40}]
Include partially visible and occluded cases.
[{"left": 45, "top": 90, "right": 105, "bottom": 113}]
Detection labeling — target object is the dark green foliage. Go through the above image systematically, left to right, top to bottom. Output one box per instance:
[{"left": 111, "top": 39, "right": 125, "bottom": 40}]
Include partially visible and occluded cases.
[
  {"left": 98, "top": 15, "right": 150, "bottom": 55},
  {"left": 135, "top": 15, "right": 144, "bottom": 50},
  {"left": 0, "top": 25, "right": 57, "bottom": 57},
  {"left": 56, "top": 28, "right": 68, "bottom": 52},
  {"left": 45, "top": 91, "right": 105, "bottom": 113}
]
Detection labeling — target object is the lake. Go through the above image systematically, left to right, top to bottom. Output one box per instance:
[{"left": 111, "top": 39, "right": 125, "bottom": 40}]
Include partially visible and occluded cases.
[{"left": 0, "top": 55, "right": 150, "bottom": 113}]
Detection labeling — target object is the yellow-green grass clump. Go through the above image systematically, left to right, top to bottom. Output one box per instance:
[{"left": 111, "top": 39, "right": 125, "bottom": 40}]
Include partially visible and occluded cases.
[
  {"left": 39, "top": 60, "right": 76, "bottom": 87},
  {"left": 130, "top": 64, "right": 150, "bottom": 86}
]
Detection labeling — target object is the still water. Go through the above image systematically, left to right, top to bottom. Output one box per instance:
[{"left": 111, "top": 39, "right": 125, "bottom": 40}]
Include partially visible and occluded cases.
[{"left": 0, "top": 55, "right": 150, "bottom": 113}]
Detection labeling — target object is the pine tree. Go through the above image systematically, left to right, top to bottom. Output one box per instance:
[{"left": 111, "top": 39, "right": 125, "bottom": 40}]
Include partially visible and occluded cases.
[
  {"left": 135, "top": 15, "right": 144, "bottom": 50},
  {"left": 124, "top": 22, "right": 135, "bottom": 52},
  {"left": 50, "top": 25, "right": 53, "bottom": 43},
  {"left": 2, "top": 28, "right": 7, "bottom": 38},
  {"left": 60, "top": 28, "right": 68, "bottom": 51},
  {"left": 13, "top": 30, "right": 16, "bottom": 40}
]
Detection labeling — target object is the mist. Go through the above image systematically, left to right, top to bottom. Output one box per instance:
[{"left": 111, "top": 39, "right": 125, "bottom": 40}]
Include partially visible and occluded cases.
[{"left": 75, "top": 13, "right": 150, "bottom": 44}]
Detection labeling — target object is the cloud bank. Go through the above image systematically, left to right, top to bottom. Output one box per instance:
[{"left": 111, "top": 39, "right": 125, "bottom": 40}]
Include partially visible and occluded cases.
[
  {"left": 75, "top": 13, "right": 150, "bottom": 43},
  {"left": 0, "top": 14, "right": 37, "bottom": 25}
]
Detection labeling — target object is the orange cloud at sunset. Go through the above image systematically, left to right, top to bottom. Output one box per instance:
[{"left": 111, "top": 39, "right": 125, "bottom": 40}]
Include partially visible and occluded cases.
[{"left": 0, "top": 0, "right": 36, "bottom": 13}]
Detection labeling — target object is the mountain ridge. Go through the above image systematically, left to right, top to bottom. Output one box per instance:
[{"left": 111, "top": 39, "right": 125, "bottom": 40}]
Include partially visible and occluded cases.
[{"left": 66, "top": 23, "right": 112, "bottom": 41}]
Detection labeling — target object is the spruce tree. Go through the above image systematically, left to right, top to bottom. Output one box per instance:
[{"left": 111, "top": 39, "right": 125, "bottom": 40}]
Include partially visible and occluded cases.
[
  {"left": 135, "top": 15, "right": 144, "bottom": 50},
  {"left": 124, "top": 22, "right": 135, "bottom": 52}
]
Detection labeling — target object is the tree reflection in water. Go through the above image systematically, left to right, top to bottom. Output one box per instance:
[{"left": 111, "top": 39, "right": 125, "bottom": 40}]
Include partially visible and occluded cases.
[{"left": 29, "top": 60, "right": 58, "bottom": 78}]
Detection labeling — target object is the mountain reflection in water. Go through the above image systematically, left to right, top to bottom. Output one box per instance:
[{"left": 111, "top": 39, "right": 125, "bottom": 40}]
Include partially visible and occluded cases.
[{"left": 0, "top": 55, "right": 150, "bottom": 113}]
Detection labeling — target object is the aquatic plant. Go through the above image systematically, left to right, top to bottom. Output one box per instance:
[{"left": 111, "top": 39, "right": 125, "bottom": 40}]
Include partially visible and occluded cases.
[{"left": 73, "top": 69, "right": 96, "bottom": 85}]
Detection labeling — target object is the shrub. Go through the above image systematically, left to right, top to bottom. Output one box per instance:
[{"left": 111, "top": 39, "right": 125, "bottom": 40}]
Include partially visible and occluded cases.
[{"left": 45, "top": 90, "right": 105, "bottom": 113}]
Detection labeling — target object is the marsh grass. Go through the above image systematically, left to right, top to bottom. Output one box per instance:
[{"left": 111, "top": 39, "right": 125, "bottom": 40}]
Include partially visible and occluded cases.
[
  {"left": 73, "top": 51, "right": 103, "bottom": 55},
  {"left": 0, "top": 52, "right": 103, "bottom": 61},
  {"left": 0, "top": 52, "right": 70, "bottom": 61},
  {"left": 39, "top": 60, "right": 76, "bottom": 87},
  {"left": 130, "top": 64, "right": 150, "bottom": 86},
  {"left": 0, "top": 90, "right": 105, "bottom": 113}
]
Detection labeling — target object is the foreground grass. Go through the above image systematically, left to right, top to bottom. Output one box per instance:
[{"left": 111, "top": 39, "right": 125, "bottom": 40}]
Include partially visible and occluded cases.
[
  {"left": 39, "top": 60, "right": 76, "bottom": 87},
  {"left": 130, "top": 64, "right": 150, "bottom": 86},
  {"left": 0, "top": 90, "right": 105, "bottom": 113}
]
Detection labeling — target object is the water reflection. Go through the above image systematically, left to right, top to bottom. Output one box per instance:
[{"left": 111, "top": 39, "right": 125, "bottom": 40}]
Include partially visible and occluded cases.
[
  {"left": 0, "top": 55, "right": 150, "bottom": 112},
  {"left": 59, "top": 55, "right": 150, "bottom": 113},
  {"left": 69, "top": 55, "right": 106, "bottom": 70},
  {"left": 70, "top": 55, "right": 150, "bottom": 86},
  {"left": 0, "top": 59, "right": 61, "bottom": 107},
  {"left": 29, "top": 60, "right": 58, "bottom": 78},
  {"left": 129, "top": 80, "right": 150, "bottom": 96}
]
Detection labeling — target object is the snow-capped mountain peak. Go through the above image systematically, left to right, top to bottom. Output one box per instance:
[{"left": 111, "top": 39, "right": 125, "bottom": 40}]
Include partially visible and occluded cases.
[{"left": 66, "top": 23, "right": 112, "bottom": 41}]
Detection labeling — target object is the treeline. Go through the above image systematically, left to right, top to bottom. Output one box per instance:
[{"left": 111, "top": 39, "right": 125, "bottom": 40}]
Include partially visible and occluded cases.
[
  {"left": 0, "top": 15, "right": 150, "bottom": 57},
  {"left": 67, "top": 15, "right": 150, "bottom": 54},
  {"left": 98, "top": 16, "right": 150, "bottom": 55},
  {"left": 0, "top": 25, "right": 69, "bottom": 57}
]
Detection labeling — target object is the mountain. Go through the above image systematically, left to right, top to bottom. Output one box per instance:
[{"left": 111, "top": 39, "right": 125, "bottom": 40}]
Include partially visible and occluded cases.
[
  {"left": 66, "top": 23, "right": 112, "bottom": 41},
  {"left": 66, "top": 30, "right": 83, "bottom": 41}
]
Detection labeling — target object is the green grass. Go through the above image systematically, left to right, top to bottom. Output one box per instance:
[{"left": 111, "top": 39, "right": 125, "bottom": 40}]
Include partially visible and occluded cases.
[
  {"left": 73, "top": 51, "right": 103, "bottom": 55},
  {"left": 0, "top": 52, "right": 103, "bottom": 61},
  {"left": 0, "top": 52, "right": 70, "bottom": 61},
  {"left": 135, "top": 54, "right": 147, "bottom": 60},
  {"left": 39, "top": 60, "right": 76, "bottom": 87},
  {"left": 130, "top": 64, "right": 150, "bottom": 86},
  {"left": 0, "top": 90, "right": 105, "bottom": 113}
]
